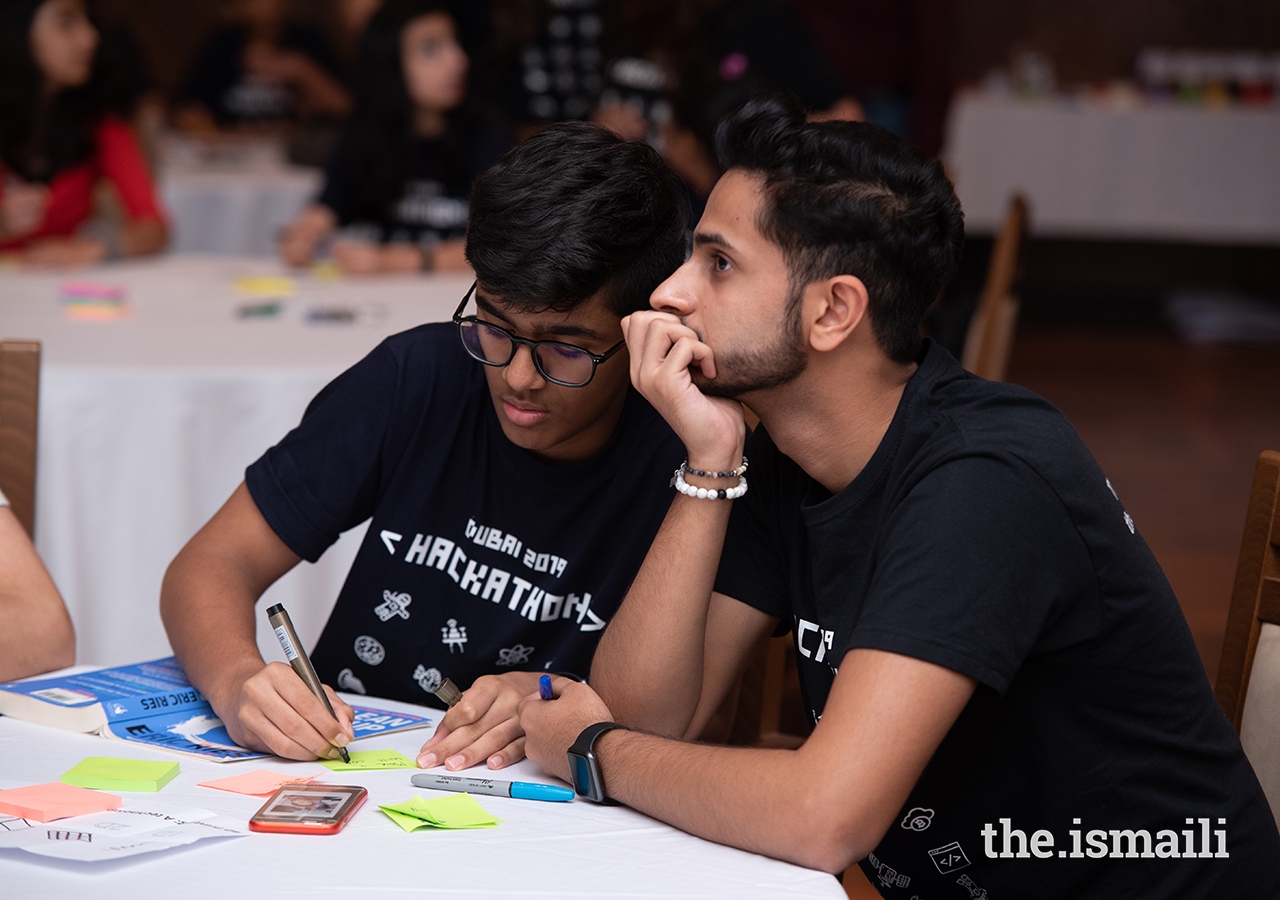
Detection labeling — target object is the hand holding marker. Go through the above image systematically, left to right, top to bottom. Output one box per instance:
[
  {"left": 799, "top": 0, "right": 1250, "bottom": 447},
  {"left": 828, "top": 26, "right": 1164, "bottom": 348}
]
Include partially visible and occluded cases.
[{"left": 266, "top": 603, "right": 351, "bottom": 763}]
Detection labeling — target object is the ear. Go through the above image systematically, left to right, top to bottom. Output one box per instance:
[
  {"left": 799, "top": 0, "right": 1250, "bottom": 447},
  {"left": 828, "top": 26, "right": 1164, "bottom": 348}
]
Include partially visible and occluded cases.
[{"left": 806, "top": 276, "right": 869, "bottom": 353}]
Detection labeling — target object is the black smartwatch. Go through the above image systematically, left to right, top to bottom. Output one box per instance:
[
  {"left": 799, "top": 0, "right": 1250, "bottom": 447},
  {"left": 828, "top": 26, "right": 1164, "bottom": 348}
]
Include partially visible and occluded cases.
[{"left": 568, "top": 721, "right": 625, "bottom": 804}]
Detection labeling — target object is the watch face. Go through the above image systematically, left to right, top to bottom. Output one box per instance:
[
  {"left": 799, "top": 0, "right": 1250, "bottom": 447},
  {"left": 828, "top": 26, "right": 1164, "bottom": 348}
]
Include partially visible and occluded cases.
[{"left": 570, "top": 753, "right": 592, "bottom": 797}]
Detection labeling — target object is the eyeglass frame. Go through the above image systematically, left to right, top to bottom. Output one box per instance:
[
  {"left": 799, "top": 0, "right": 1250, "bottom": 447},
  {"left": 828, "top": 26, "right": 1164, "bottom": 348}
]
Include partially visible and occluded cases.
[{"left": 452, "top": 282, "right": 626, "bottom": 388}]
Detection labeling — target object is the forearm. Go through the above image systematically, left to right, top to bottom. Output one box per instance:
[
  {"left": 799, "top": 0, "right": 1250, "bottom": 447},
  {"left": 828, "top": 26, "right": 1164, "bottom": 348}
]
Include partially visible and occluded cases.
[
  {"left": 120, "top": 217, "right": 167, "bottom": 257},
  {"left": 590, "top": 492, "right": 732, "bottom": 736},
  {"left": 159, "top": 546, "right": 270, "bottom": 714},
  {"left": 0, "top": 588, "right": 74, "bottom": 682},
  {"left": 596, "top": 730, "right": 865, "bottom": 873}
]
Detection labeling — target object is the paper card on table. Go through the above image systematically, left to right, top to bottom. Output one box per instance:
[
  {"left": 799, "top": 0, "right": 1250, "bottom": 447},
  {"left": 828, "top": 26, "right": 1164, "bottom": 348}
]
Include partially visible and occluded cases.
[
  {"left": 233, "top": 276, "right": 295, "bottom": 298},
  {"left": 319, "top": 749, "right": 416, "bottom": 771},
  {"left": 61, "top": 757, "right": 180, "bottom": 792},
  {"left": 197, "top": 769, "right": 317, "bottom": 796},
  {"left": 0, "top": 782, "right": 121, "bottom": 823},
  {"left": 378, "top": 794, "right": 500, "bottom": 832},
  {"left": 0, "top": 802, "right": 245, "bottom": 862}
]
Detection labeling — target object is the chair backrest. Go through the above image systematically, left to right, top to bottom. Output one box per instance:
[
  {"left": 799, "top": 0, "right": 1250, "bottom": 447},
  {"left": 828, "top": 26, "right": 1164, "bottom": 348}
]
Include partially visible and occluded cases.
[
  {"left": 961, "top": 194, "right": 1029, "bottom": 382},
  {"left": 0, "top": 340, "right": 41, "bottom": 538},
  {"left": 1215, "top": 450, "right": 1280, "bottom": 822}
]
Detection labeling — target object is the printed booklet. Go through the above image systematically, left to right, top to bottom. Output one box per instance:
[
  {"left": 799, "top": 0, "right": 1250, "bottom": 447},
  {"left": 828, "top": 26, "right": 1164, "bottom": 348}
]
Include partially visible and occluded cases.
[{"left": 0, "top": 658, "right": 436, "bottom": 762}]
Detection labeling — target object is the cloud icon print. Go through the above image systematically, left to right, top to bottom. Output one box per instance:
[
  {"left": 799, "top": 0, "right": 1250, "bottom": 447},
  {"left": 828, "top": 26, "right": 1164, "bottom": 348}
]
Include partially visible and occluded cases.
[{"left": 901, "top": 807, "right": 934, "bottom": 831}]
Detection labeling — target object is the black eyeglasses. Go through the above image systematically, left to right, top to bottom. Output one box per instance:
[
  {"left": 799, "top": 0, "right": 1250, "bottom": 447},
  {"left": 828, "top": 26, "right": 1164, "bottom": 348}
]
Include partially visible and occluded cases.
[{"left": 453, "top": 282, "right": 625, "bottom": 387}]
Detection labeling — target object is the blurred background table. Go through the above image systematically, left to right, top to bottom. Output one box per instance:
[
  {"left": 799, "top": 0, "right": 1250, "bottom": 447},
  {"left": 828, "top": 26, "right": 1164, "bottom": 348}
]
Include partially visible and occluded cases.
[
  {"left": 946, "top": 90, "right": 1280, "bottom": 244},
  {"left": 157, "top": 137, "right": 321, "bottom": 257},
  {"left": 0, "top": 255, "right": 472, "bottom": 667}
]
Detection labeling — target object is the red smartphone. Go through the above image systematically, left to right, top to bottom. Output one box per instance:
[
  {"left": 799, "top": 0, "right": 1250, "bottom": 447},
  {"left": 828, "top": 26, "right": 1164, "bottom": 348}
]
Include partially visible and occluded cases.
[{"left": 248, "top": 783, "right": 367, "bottom": 835}]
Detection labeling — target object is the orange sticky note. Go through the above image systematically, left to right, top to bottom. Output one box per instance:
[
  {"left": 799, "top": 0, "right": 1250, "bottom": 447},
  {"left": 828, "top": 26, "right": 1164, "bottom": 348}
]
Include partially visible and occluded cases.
[
  {"left": 197, "top": 769, "right": 318, "bottom": 796},
  {"left": 0, "top": 782, "right": 122, "bottom": 823}
]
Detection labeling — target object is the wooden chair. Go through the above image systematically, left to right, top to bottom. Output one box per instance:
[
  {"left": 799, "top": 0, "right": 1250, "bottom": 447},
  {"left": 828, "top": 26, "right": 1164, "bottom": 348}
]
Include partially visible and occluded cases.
[
  {"left": 961, "top": 195, "right": 1029, "bottom": 382},
  {"left": 0, "top": 340, "right": 41, "bottom": 538},
  {"left": 1215, "top": 450, "right": 1280, "bottom": 822}
]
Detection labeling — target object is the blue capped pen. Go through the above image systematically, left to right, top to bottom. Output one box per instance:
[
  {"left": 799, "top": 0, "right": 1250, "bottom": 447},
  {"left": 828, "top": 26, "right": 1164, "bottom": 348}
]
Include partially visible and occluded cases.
[{"left": 411, "top": 772, "right": 575, "bottom": 802}]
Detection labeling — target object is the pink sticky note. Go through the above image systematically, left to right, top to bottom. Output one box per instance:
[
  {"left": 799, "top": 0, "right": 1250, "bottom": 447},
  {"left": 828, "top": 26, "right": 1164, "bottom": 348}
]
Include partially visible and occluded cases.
[
  {"left": 197, "top": 769, "right": 318, "bottom": 796},
  {"left": 0, "top": 782, "right": 122, "bottom": 823}
]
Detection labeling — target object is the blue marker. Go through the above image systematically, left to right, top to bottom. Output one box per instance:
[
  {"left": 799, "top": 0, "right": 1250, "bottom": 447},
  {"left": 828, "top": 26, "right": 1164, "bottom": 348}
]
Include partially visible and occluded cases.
[
  {"left": 539, "top": 674, "right": 553, "bottom": 700},
  {"left": 411, "top": 772, "right": 574, "bottom": 802}
]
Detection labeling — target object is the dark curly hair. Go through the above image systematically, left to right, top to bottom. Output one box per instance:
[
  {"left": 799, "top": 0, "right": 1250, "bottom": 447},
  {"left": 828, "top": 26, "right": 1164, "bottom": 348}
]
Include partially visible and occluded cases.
[
  {"left": 0, "top": 0, "right": 147, "bottom": 182},
  {"left": 715, "top": 92, "right": 964, "bottom": 363},
  {"left": 466, "top": 121, "right": 688, "bottom": 317}
]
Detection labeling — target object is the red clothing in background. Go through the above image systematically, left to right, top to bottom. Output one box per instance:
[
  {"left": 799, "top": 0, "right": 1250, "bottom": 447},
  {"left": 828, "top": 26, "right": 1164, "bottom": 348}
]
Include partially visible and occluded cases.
[{"left": 0, "top": 115, "right": 165, "bottom": 251}]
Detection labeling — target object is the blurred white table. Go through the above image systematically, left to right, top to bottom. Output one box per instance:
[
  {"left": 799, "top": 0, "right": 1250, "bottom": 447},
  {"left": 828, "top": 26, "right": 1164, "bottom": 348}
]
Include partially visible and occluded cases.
[
  {"left": 945, "top": 90, "right": 1280, "bottom": 244},
  {"left": 158, "top": 137, "right": 321, "bottom": 257},
  {"left": 0, "top": 254, "right": 474, "bottom": 667},
  {"left": 0, "top": 687, "right": 843, "bottom": 899}
]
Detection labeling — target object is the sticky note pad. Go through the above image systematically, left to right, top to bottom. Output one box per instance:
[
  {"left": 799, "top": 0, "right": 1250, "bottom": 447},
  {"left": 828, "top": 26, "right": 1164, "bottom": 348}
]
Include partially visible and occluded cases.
[
  {"left": 233, "top": 276, "right": 295, "bottom": 298},
  {"left": 320, "top": 749, "right": 415, "bottom": 771},
  {"left": 61, "top": 757, "right": 180, "bottom": 792},
  {"left": 197, "top": 770, "right": 317, "bottom": 796},
  {"left": 0, "top": 782, "right": 122, "bottom": 822},
  {"left": 379, "top": 794, "right": 500, "bottom": 832}
]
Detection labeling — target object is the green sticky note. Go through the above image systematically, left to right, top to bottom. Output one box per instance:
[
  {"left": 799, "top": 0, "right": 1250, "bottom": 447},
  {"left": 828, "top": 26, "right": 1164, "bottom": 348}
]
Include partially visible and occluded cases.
[
  {"left": 319, "top": 749, "right": 416, "bottom": 771},
  {"left": 61, "top": 757, "right": 180, "bottom": 792},
  {"left": 379, "top": 793, "right": 500, "bottom": 832}
]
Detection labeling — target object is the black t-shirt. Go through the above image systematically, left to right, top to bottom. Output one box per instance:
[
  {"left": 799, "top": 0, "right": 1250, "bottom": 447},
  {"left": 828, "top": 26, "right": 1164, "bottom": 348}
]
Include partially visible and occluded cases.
[
  {"left": 179, "top": 25, "right": 341, "bottom": 125},
  {"left": 316, "top": 118, "right": 510, "bottom": 247},
  {"left": 247, "top": 324, "right": 682, "bottom": 707},
  {"left": 715, "top": 340, "right": 1280, "bottom": 898}
]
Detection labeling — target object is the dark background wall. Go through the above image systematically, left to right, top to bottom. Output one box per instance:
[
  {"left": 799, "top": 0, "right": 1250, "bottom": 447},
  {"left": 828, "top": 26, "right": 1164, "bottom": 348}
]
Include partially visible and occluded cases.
[{"left": 105, "top": 0, "right": 1280, "bottom": 98}]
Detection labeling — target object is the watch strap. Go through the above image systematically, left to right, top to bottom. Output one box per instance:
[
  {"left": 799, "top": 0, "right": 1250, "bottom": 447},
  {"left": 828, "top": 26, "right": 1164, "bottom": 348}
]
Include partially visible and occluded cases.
[{"left": 569, "top": 721, "right": 625, "bottom": 804}]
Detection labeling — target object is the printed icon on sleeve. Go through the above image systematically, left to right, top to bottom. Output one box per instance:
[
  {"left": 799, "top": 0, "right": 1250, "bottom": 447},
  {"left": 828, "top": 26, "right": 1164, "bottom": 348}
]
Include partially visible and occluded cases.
[
  {"left": 374, "top": 590, "right": 412, "bottom": 622},
  {"left": 441, "top": 619, "right": 468, "bottom": 653},
  {"left": 353, "top": 635, "right": 386, "bottom": 666},
  {"left": 495, "top": 645, "right": 534, "bottom": 667},
  {"left": 413, "top": 665, "right": 443, "bottom": 693},
  {"left": 337, "top": 668, "right": 366, "bottom": 694},
  {"left": 901, "top": 808, "right": 934, "bottom": 832},
  {"left": 928, "top": 841, "right": 971, "bottom": 875}
]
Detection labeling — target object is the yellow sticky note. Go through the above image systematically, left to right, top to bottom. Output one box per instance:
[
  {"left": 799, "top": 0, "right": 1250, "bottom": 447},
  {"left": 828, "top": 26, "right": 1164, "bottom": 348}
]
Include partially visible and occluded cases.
[
  {"left": 233, "top": 276, "right": 296, "bottom": 298},
  {"left": 319, "top": 749, "right": 416, "bottom": 771},
  {"left": 61, "top": 757, "right": 179, "bottom": 792},
  {"left": 197, "top": 769, "right": 317, "bottom": 796},
  {"left": 379, "top": 793, "right": 500, "bottom": 832}
]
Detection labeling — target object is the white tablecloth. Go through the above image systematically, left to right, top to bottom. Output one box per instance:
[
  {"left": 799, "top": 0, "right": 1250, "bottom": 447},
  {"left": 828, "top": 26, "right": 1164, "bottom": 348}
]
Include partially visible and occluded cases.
[
  {"left": 945, "top": 91, "right": 1280, "bottom": 244},
  {"left": 158, "top": 139, "right": 321, "bottom": 257},
  {"left": 0, "top": 255, "right": 475, "bottom": 667},
  {"left": 0, "top": 687, "right": 843, "bottom": 898}
]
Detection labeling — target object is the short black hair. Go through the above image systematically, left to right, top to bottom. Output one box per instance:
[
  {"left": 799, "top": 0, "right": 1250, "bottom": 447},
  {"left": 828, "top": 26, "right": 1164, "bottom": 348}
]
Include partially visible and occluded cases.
[
  {"left": 715, "top": 93, "right": 964, "bottom": 363},
  {"left": 466, "top": 122, "right": 688, "bottom": 317}
]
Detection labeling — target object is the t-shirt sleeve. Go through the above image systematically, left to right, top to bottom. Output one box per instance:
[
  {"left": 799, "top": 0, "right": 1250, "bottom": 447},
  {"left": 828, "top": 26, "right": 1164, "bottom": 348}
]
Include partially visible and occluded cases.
[
  {"left": 94, "top": 117, "right": 164, "bottom": 223},
  {"left": 316, "top": 130, "right": 355, "bottom": 222},
  {"left": 245, "top": 338, "right": 412, "bottom": 562},
  {"left": 713, "top": 431, "right": 792, "bottom": 621},
  {"left": 846, "top": 454, "right": 1100, "bottom": 693}
]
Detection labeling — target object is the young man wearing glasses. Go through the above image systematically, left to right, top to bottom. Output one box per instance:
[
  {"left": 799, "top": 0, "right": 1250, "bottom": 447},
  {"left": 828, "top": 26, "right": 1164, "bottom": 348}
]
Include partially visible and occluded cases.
[{"left": 161, "top": 123, "right": 688, "bottom": 769}]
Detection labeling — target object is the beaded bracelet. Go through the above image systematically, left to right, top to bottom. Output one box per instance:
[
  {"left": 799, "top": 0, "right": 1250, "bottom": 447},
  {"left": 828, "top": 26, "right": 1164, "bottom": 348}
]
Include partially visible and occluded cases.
[
  {"left": 680, "top": 456, "right": 748, "bottom": 479},
  {"left": 673, "top": 467, "right": 748, "bottom": 500}
]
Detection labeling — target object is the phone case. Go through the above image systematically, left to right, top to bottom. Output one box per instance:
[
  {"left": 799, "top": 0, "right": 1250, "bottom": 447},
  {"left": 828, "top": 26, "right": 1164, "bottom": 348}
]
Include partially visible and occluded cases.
[{"left": 248, "top": 784, "right": 367, "bottom": 835}]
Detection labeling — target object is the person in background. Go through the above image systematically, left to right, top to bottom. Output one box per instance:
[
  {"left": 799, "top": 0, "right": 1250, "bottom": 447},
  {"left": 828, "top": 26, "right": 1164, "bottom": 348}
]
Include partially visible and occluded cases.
[
  {"left": 0, "top": 0, "right": 167, "bottom": 266},
  {"left": 174, "top": 0, "right": 350, "bottom": 132},
  {"left": 279, "top": 0, "right": 509, "bottom": 275},
  {"left": 0, "top": 487, "right": 75, "bottom": 683}
]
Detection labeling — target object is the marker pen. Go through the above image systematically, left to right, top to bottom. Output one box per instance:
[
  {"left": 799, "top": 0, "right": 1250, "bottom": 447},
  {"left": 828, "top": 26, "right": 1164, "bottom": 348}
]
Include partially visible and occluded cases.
[
  {"left": 266, "top": 603, "right": 351, "bottom": 763},
  {"left": 539, "top": 674, "right": 553, "bottom": 700},
  {"left": 411, "top": 772, "right": 574, "bottom": 802}
]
